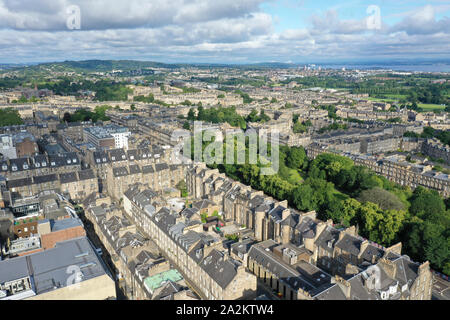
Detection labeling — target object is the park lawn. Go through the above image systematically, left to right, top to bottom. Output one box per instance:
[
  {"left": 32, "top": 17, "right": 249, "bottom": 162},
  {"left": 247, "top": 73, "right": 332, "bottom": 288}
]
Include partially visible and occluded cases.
[
  {"left": 384, "top": 94, "right": 408, "bottom": 100},
  {"left": 366, "top": 97, "right": 396, "bottom": 103},
  {"left": 418, "top": 103, "right": 446, "bottom": 111},
  {"left": 286, "top": 168, "right": 304, "bottom": 185},
  {"left": 333, "top": 190, "right": 349, "bottom": 201}
]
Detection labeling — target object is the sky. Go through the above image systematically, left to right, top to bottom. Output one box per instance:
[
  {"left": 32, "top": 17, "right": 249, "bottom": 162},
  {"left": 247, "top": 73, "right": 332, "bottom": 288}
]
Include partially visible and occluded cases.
[{"left": 0, "top": 0, "right": 449, "bottom": 64}]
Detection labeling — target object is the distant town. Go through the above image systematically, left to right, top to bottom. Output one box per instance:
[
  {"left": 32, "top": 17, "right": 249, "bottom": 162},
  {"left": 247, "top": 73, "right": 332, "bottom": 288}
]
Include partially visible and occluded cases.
[{"left": 0, "top": 60, "right": 448, "bottom": 301}]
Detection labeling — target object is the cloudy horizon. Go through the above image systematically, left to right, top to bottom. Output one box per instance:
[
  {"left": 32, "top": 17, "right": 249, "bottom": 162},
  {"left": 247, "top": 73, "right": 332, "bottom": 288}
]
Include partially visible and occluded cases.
[{"left": 0, "top": 0, "right": 449, "bottom": 64}]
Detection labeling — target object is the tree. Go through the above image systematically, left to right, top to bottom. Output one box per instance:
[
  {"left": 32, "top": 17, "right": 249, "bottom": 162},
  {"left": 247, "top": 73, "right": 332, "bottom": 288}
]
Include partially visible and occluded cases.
[
  {"left": 197, "top": 106, "right": 206, "bottom": 121},
  {"left": 0, "top": 108, "right": 24, "bottom": 127},
  {"left": 187, "top": 108, "right": 196, "bottom": 120},
  {"left": 246, "top": 109, "right": 259, "bottom": 122},
  {"left": 259, "top": 110, "right": 270, "bottom": 122},
  {"left": 63, "top": 112, "right": 72, "bottom": 123},
  {"left": 183, "top": 121, "right": 190, "bottom": 130},
  {"left": 293, "top": 122, "right": 308, "bottom": 133},
  {"left": 286, "top": 147, "right": 307, "bottom": 170},
  {"left": 291, "top": 184, "right": 316, "bottom": 212},
  {"left": 409, "top": 186, "right": 446, "bottom": 218},
  {"left": 358, "top": 187, "right": 405, "bottom": 211},
  {"left": 325, "top": 198, "right": 360, "bottom": 227},
  {"left": 358, "top": 202, "right": 405, "bottom": 246},
  {"left": 402, "top": 219, "right": 449, "bottom": 272}
]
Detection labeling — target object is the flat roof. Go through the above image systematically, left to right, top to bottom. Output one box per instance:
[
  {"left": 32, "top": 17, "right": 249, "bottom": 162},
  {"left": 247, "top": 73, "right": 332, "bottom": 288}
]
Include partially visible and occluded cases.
[
  {"left": 0, "top": 237, "right": 109, "bottom": 297},
  {"left": 144, "top": 269, "right": 183, "bottom": 292}
]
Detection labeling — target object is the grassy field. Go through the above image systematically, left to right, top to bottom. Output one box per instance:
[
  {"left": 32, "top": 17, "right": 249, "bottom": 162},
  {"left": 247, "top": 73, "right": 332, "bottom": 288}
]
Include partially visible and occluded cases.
[
  {"left": 383, "top": 94, "right": 408, "bottom": 100},
  {"left": 365, "top": 97, "right": 446, "bottom": 112},
  {"left": 366, "top": 97, "right": 396, "bottom": 103},
  {"left": 418, "top": 103, "right": 446, "bottom": 111},
  {"left": 285, "top": 168, "right": 304, "bottom": 185}
]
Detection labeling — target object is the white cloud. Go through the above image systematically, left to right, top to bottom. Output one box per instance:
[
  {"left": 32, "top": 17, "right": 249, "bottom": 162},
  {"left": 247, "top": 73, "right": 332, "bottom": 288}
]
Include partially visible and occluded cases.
[{"left": 0, "top": 1, "right": 449, "bottom": 63}]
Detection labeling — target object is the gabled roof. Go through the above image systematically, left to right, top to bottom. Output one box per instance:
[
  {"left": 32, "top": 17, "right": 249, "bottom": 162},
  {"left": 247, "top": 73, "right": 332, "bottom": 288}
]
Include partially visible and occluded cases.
[
  {"left": 315, "top": 226, "right": 340, "bottom": 252},
  {"left": 335, "top": 234, "right": 363, "bottom": 256},
  {"left": 201, "top": 249, "right": 239, "bottom": 290}
]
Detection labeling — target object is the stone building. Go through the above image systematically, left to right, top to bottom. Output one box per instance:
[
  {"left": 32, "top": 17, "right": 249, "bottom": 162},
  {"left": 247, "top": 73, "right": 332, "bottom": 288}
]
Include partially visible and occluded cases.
[
  {"left": 185, "top": 162, "right": 433, "bottom": 300},
  {"left": 122, "top": 185, "right": 258, "bottom": 300},
  {"left": 0, "top": 237, "right": 116, "bottom": 300}
]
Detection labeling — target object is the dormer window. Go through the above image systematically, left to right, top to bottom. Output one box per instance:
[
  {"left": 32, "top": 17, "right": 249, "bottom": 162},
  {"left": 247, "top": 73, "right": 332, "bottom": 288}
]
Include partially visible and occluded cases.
[
  {"left": 143, "top": 154, "right": 147, "bottom": 158},
  {"left": 122, "top": 155, "right": 126, "bottom": 159},
  {"left": 111, "top": 156, "right": 116, "bottom": 161},
  {"left": 130, "top": 156, "right": 134, "bottom": 160},
  {"left": 67, "top": 159, "right": 71, "bottom": 164},
  {"left": 73, "top": 159, "right": 77, "bottom": 163},
  {"left": 96, "top": 159, "right": 100, "bottom": 163},
  {"left": 51, "top": 161, "right": 56, "bottom": 166},
  {"left": 35, "top": 162, "right": 40, "bottom": 168},
  {"left": 42, "top": 162, "right": 47, "bottom": 167},
  {"left": 23, "top": 164, "right": 28, "bottom": 170},
  {"left": 2, "top": 165, "right": 7, "bottom": 170},
  {"left": 12, "top": 165, "right": 17, "bottom": 171},
  {"left": 389, "top": 285, "right": 397, "bottom": 295}
]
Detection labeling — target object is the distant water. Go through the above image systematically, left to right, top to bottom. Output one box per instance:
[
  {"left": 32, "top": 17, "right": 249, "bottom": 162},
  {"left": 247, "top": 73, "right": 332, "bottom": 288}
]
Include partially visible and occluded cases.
[{"left": 318, "top": 63, "right": 450, "bottom": 73}]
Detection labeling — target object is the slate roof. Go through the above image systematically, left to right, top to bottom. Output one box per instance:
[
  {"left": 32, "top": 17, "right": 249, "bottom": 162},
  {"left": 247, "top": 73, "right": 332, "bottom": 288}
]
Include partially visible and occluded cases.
[
  {"left": 108, "top": 149, "right": 127, "bottom": 162},
  {"left": 93, "top": 151, "right": 109, "bottom": 164},
  {"left": 9, "top": 158, "right": 30, "bottom": 171},
  {"left": 155, "top": 163, "right": 169, "bottom": 172},
  {"left": 129, "top": 165, "right": 141, "bottom": 175},
  {"left": 142, "top": 165, "right": 155, "bottom": 174},
  {"left": 113, "top": 167, "right": 129, "bottom": 177},
  {"left": 78, "top": 169, "right": 95, "bottom": 181},
  {"left": 59, "top": 172, "right": 78, "bottom": 184},
  {"left": 33, "top": 174, "right": 58, "bottom": 184},
  {"left": 7, "top": 178, "right": 33, "bottom": 188},
  {"left": 193, "top": 199, "right": 216, "bottom": 210},
  {"left": 295, "top": 217, "right": 317, "bottom": 239},
  {"left": 315, "top": 226, "right": 340, "bottom": 253},
  {"left": 335, "top": 234, "right": 363, "bottom": 256},
  {"left": 360, "top": 244, "right": 385, "bottom": 263},
  {"left": 201, "top": 249, "right": 239, "bottom": 289}
]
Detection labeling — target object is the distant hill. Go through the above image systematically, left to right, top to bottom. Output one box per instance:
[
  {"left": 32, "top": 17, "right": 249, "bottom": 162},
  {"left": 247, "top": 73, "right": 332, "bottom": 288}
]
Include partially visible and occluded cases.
[
  {"left": 3, "top": 59, "right": 300, "bottom": 74},
  {"left": 23, "top": 60, "right": 181, "bottom": 72}
]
